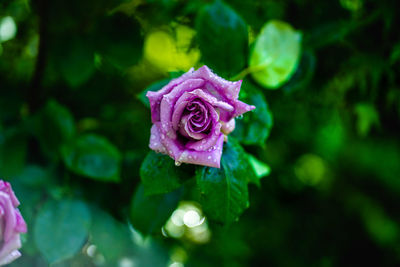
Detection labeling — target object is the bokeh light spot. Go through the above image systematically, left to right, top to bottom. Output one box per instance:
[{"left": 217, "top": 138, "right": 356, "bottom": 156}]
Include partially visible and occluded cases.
[{"left": 0, "top": 16, "right": 17, "bottom": 42}]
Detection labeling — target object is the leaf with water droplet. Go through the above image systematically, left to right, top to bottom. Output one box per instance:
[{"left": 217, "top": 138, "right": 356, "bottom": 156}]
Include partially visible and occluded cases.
[
  {"left": 232, "top": 80, "right": 273, "bottom": 145},
  {"left": 195, "top": 138, "right": 256, "bottom": 224},
  {"left": 140, "top": 151, "right": 194, "bottom": 195}
]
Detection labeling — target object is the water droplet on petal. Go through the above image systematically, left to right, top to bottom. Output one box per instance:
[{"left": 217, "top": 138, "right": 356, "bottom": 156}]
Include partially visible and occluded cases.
[
  {"left": 237, "top": 114, "right": 244, "bottom": 120},
  {"left": 175, "top": 161, "right": 181, "bottom": 166}
]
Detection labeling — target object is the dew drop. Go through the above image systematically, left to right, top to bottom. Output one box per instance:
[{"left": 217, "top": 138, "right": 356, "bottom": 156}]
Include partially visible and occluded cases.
[
  {"left": 237, "top": 114, "right": 244, "bottom": 120},
  {"left": 207, "top": 156, "right": 211, "bottom": 160}
]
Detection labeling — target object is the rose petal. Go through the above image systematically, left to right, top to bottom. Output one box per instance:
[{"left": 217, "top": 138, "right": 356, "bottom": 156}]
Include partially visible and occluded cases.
[
  {"left": 191, "top": 65, "right": 241, "bottom": 100},
  {"left": 146, "top": 68, "right": 195, "bottom": 123},
  {"left": 160, "top": 78, "right": 205, "bottom": 139},
  {"left": 172, "top": 89, "right": 232, "bottom": 134},
  {"left": 189, "top": 89, "right": 234, "bottom": 112},
  {"left": 171, "top": 96, "right": 209, "bottom": 132},
  {"left": 232, "top": 100, "right": 256, "bottom": 118},
  {"left": 185, "top": 103, "right": 221, "bottom": 151},
  {"left": 187, "top": 111, "right": 211, "bottom": 133},
  {"left": 180, "top": 115, "right": 207, "bottom": 140},
  {"left": 149, "top": 123, "right": 168, "bottom": 154},
  {"left": 160, "top": 133, "right": 184, "bottom": 162},
  {"left": 176, "top": 133, "right": 224, "bottom": 168},
  {"left": 0, "top": 181, "right": 20, "bottom": 207},
  {"left": 0, "top": 192, "right": 17, "bottom": 242},
  {"left": 14, "top": 209, "right": 27, "bottom": 233},
  {"left": 0, "top": 234, "right": 22, "bottom": 266}
]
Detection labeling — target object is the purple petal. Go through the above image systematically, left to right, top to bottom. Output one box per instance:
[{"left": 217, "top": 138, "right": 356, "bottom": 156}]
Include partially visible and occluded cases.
[
  {"left": 191, "top": 66, "right": 242, "bottom": 100},
  {"left": 146, "top": 68, "right": 195, "bottom": 123},
  {"left": 159, "top": 78, "right": 205, "bottom": 139},
  {"left": 189, "top": 89, "right": 234, "bottom": 111},
  {"left": 232, "top": 100, "right": 256, "bottom": 118},
  {"left": 185, "top": 103, "right": 221, "bottom": 151},
  {"left": 180, "top": 114, "right": 207, "bottom": 140},
  {"left": 149, "top": 123, "right": 168, "bottom": 154},
  {"left": 160, "top": 133, "right": 184, "bottom": 161},
  {"left": 176, "top": 133, "right": 224, "bottom": 168},
  {"left": 0, "top": 181, "right": 20, "bottom": 207},
  {"left": 0, "top": 192, "right": 17, "bottom": 242},
  {"left": 14, "top": 209, "right": 27, "bottom": 233},
  {"left": 0, "top": 235, "right": 22, "bottom": 266}
]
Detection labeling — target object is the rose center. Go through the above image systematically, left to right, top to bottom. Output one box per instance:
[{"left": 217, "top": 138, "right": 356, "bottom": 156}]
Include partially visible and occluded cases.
[{"left": 178, "top": 98, "right": 212, "bottom": 141}]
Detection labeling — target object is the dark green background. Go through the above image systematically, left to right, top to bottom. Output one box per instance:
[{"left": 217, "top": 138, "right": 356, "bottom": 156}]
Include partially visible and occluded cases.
[{"left": 1, "top": 0, "right": 400, "bottom": 266}]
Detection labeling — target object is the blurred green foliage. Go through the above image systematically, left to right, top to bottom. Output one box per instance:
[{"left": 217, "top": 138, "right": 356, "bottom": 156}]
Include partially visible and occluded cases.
[{"left": 1, "top": 0, "right": 400, "bottom": 266}]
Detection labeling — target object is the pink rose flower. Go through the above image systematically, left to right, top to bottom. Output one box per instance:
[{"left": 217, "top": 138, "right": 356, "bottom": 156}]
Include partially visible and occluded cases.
[
  {"left": 146, "top": 65, "right": 255, "bottom": 168},
  {"left": 0, "top": 180, "right": 27, "bottom": 266}
]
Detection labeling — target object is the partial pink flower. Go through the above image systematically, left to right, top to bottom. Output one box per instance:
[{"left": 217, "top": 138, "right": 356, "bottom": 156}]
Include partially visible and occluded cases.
[{"left": 0, "top": 180, "right": 27, "bottom": 266}]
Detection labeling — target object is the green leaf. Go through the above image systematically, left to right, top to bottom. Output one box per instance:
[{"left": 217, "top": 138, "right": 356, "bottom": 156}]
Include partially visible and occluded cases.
[
  {"left": 196, "top": 1, "right": 248, "bottom": 77},
  {"left": 95, "top": 13, "right": 143, "bottom": 69},
  {"left": 249, "top": 20, "right": 302, "bottom": 89},
  {"left": 304, "top": 20, "right": 353, "bottom": 50},
  {"left": 57, "top": 36, "right": 95, "bottom": 87},
  {"left": 390, "top": 42, "right": 400, "bottom": 65},
  {"left": 281, "top": 50, "right": 316, "bottom": 94},
  {"left": 169, "top": 71, "right": 185, "bottom": 79},
  {"left": 137, "top": 79, "right": 170, "bottom": 108},
  {"left": 231, "top": 80, "right": 273, "bottom": 145},
  {"left": 32, "top": 100, "right": 75, "bottom": 160},
  {"left": 354, "top": 103, "right": 380, "bottom": 137},
  {"left": 0, "top": 128, "right": 27, "bottom": 177},
  {"left": 61, "top": 134, "right": 121, "bottom": 182},
  {"left": 196, "top": 139, "right": 254, "bottom": 223},
  {"left": 140, "top": 151, "right": 192, "bottom": 195},
  {"left": 247, "top": 154, "right": 270, "bottom": 180},
  {"left": 15, "top": 165, "right": 50, "bottom": 187},
  {"left": 130, "top": 185, "right": 182, "bottom": 236},
  {"left": 34, "top": 199, "right": 91, "bottom": 263},
  {"left": 90, "top": 207, "right": 134, "bottom": 261}
]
